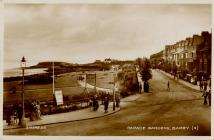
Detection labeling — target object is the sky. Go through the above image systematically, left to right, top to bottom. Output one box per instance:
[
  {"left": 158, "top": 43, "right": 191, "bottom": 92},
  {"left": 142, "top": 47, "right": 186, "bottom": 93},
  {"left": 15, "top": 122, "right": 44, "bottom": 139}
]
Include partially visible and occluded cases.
[{"left": 4, "top": 4, "right": 211, "bottom": 69}]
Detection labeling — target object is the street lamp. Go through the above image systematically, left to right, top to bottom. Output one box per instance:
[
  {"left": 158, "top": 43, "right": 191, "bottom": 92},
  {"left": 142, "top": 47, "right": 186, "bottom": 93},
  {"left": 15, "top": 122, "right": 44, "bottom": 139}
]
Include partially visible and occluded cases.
[
  {"left": 20, "top": 56, "right": 26, "bottom": 127},
  {"left": 113, "top": 73, "right": 116, "bottom": 111}
]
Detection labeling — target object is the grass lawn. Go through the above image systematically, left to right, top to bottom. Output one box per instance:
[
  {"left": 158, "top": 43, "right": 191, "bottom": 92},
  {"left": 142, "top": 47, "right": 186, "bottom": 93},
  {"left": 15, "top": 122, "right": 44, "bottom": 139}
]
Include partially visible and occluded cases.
[
  {"left": 3, "top": 71, "right": 114, "bottom": 106},
  {"left": 87, "top": 71, "right": 116, "bottom": 89},
  {"left": 3, "top": 72, "right": 84, "bottom": 105}
]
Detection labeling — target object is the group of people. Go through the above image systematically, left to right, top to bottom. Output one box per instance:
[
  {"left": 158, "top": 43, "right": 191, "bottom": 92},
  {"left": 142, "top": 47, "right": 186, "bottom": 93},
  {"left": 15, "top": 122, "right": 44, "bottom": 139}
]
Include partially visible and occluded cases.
[
  {"left": 200, "top": 78, "right": 211, "bottom": 106},
  {"left": 89, "top": 93, "right": 120, "bottom": 113},
  {"left": 90, "top": 94, "right": 99, "bottom": 111},
  {"left": 6, "top": 100, "right": 42, "bottom": 126},
  {"left": 6, "top": 104, "right": 23, "bottom": 126}
]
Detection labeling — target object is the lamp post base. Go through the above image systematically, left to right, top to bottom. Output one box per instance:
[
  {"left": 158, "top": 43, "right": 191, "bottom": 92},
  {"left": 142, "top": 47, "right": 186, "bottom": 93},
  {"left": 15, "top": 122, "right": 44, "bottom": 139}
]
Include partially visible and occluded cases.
[{"left": 20, "top": 118, "right": 27, "bottom": 128}]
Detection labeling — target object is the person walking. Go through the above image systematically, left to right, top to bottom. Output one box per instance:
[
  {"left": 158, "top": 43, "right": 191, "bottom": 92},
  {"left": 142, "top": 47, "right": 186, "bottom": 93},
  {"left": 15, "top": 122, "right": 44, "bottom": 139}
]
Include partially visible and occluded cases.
[
  {"left": 207, "top": 78, "right": 211, "bottom": 106},
  {"left": 204, "top": 80, "right": 208, "bottom": 93},
  {"left": 167, "top": 81, "right": 170, "bottom": 91},
  {"left": 199, "top": 81, "right": 203, "bottom": 92},
  {"left": 139, "top": 83, "right": 142, "bottom": 93},
  {"left": 202, "top": 90, "right": 208, "bottom": 105},
  {"left": 207, "top": 90, "right": 211, "bottom": 106},
  {"left": 93, "top": 94, "right": 99, "bottom": 111},
  {"left": 92, "top": 95, "right": 96, "bottom": 111},
  {"left": 116, "top": 95, "right": 120, "bottom": 107},
  {"left": 104, "top": 96, "right": 109, "bottom": 113},
  {"left": 95, "top": 97, "right": 99, "bottom": 111},
  {"left": 89, "top": 98, "right": 93, "bottom": 109},
  {"left": 30, "top": 101, "right": 35, "bottom": 121},
  {"left": 16, "top": 104, "right": 23, "bottom": 125},
  {"left": 6, "top": 105, "right": 13, "bottom": 125}
]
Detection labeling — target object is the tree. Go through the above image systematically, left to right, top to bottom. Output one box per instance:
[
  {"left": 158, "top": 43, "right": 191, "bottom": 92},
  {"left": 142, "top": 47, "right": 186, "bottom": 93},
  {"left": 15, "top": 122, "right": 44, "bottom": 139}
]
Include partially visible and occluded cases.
[{"left": 140, "top": 58, "right": 152, "bottom": 92}]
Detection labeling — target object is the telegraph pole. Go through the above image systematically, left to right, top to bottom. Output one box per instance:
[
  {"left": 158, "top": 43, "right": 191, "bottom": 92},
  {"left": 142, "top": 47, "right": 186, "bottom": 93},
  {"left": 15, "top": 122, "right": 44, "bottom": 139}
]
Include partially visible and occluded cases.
[
  {"left": 53, "top": 62, "right": 55, "bottom": 104},
  {"left": 94, "top": 73, "right": 97, "bottom": 94},
  {"left": 113, "top": 73, "right": 116, "bottom": 111}
]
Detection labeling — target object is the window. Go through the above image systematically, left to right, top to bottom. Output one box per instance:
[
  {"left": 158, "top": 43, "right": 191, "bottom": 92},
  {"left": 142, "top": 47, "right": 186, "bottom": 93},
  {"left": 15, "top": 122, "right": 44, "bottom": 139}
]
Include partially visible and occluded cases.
[{"left": 183, "top": 53, "right": 186, "bottom": 59}]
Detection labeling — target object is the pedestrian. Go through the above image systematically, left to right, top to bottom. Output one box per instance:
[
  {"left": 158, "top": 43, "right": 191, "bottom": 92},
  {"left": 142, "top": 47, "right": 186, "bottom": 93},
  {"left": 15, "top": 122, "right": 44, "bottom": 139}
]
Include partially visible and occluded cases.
[
  {"left": 207, "top": 78, "right": 211, "bottom": 106},
  {"left": 204, "top": 80, "right": 208, "bottom": 93},
  {"left": 144, "top": 81, "right": 149, "bottom": 92},
  {"left": 167, "top": 81, "right": 170, "bottom": 91},
  {"left": 199, "top": 81, "right": 203, "bottom": 92},
  {"left": 144, "top": 82, "right": 146, "bottom": 92},
  {"left": 147, "top": 82, "right": 150, "bottom": 92},
  {"left": 139, "top": 83, "right": 142, "bottom": 93},
  {"left": 202, "top": 90, "right": 208, "bottom": 105},
  {"left": 207, "top": 90, "right": 211, "bottom": 106},
  {"left": 101, "top": 92, "right": 104, "bottom": 105},
  {"left": 93, "top": 94, "right": 99, "bottom": 111},
  {"left": 92, "top": 95, "right": 96, "bottom": 111},
  {"left": 116, "top": 95, "right": 120, "bottom": 107},
  {"left": 95, "top": 96, "right": 99, "bottom": 111},
  {"left": 104, "top": 96, "right": 109, "bottom": 113},
  {"left": 89, "top": 98, "right": 93, "bottom": 109},
  {"left": 30, "top": 101, "right": 36, "bottom": 121},
  {"left": 36, "top": 101, "right": 41, "bottom": 120},
  {"left": 16, "top": 104, "right": 23, "bottom": 125},
  {"left": 6, "top": 105, "right": 13, "bottom": 125},
  {"left": 13, "top": 109, "right": 18, "bottom": 124}
]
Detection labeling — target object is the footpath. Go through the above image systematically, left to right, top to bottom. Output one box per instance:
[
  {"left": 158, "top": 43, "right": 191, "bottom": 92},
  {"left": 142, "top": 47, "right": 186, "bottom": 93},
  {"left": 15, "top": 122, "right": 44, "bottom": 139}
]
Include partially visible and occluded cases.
[
  {"left": 158, "top": 69, "right": 200, "bottom": 92},
  {"left": 78, "top": 80, "right": 113, "bottom": 92},
  {"left": 3, "top": 93, "right": 141, "bottom": 130}
]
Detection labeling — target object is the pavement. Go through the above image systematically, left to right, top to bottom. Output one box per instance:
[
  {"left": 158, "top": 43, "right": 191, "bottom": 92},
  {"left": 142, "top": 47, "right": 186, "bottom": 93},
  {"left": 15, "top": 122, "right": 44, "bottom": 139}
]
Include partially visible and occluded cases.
[
  {"left": 158, "top": 69, "right": 201, "bottom": 92},
  {"left": 78, "top": 80, "right": 113, "bottom": 92},
  {"left": 3, "top": 93, "right": 141, "bottom": 130}
]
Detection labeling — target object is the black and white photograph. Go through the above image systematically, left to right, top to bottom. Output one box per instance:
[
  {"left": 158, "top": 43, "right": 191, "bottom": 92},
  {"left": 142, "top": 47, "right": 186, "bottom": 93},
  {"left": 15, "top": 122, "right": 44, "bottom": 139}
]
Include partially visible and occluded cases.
[{"left": 2, "top": 2, "right": 212, "bottom": 138}]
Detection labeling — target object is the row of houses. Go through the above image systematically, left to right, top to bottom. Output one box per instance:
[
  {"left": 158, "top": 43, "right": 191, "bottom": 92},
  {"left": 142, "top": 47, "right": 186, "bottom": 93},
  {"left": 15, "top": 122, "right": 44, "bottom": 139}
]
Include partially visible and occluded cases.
[{"left": 150, "top": 31, "right": 211, "bottom": 81}]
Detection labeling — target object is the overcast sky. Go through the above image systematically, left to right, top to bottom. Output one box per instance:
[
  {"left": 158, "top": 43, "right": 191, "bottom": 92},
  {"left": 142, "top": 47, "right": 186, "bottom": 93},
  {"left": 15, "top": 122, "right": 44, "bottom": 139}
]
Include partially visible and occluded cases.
[{"left": 4, "top": 4, "right": 211, "bottom": 69}]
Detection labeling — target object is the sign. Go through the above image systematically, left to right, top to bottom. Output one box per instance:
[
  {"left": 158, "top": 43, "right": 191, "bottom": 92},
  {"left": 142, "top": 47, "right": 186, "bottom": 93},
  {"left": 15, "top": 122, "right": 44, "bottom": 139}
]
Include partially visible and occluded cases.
[{"left": 54, "top": 90, "right": 63, "bottom": 106}]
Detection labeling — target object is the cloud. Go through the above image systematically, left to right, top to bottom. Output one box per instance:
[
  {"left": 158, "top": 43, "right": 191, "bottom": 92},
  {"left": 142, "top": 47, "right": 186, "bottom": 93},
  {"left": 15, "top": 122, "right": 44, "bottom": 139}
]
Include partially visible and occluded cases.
[{"left": 4, "top": 4, "right": 211, "bottom": 69}]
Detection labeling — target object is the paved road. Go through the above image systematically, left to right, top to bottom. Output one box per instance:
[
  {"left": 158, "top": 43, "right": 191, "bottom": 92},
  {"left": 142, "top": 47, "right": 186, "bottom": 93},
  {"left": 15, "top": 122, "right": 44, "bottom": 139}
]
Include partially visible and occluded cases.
[{"left": 4, "top": 69, "right": 211, "bottom": 136}]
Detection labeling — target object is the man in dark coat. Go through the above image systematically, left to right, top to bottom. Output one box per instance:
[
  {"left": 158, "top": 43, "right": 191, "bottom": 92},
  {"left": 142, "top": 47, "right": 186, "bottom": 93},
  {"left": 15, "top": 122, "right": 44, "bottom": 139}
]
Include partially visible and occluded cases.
[
  {"left": 199, "top": 81, "right": 203, "bottom": 92},
  {"left": 139, "top": 83, "right": 142, "bottom": 93},
  {"left": 202, "top": 91, "right": 208, "bottom": 105},
  {"left": 116, "top": 95, "right": 120, "bottom": 107},
  {"left": 104, "top": 96, "right": 109, "bottom": 113},
  {"left": 16, "top": 104, "right": 23, "bottom": 125}
]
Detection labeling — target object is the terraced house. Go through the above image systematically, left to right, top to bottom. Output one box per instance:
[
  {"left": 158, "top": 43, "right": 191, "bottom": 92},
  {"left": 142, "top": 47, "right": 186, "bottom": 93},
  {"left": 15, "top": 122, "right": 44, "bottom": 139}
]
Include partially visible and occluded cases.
[{"left": 150, "top": 31, "right": 211, "bottom": 82}]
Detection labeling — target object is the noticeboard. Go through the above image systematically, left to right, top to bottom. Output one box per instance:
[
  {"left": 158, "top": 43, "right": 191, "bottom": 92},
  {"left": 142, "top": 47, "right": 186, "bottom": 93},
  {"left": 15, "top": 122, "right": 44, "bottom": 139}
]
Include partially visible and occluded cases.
[{"left": 54, "top": 90, "right": 63, "bottom": 106}]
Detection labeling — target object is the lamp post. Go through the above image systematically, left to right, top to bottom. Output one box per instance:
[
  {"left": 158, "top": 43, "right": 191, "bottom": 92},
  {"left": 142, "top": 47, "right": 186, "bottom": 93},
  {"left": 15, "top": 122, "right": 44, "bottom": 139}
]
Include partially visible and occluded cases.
[
  {"left": 20, "top": 56, "right": 26, "bottom": 127},
  {"left": 53, "top": 61, "right": 55, "bottom": 105},
  {"left": 113, "top": 73, "right": 116, "bottom": 111}
]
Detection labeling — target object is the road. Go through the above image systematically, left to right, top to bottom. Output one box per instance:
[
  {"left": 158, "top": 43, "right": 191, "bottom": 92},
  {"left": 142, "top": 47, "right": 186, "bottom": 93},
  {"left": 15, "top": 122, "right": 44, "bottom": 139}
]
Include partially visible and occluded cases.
[{"left": 3, "top": 69, "right": 211, "bottom": 136}]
